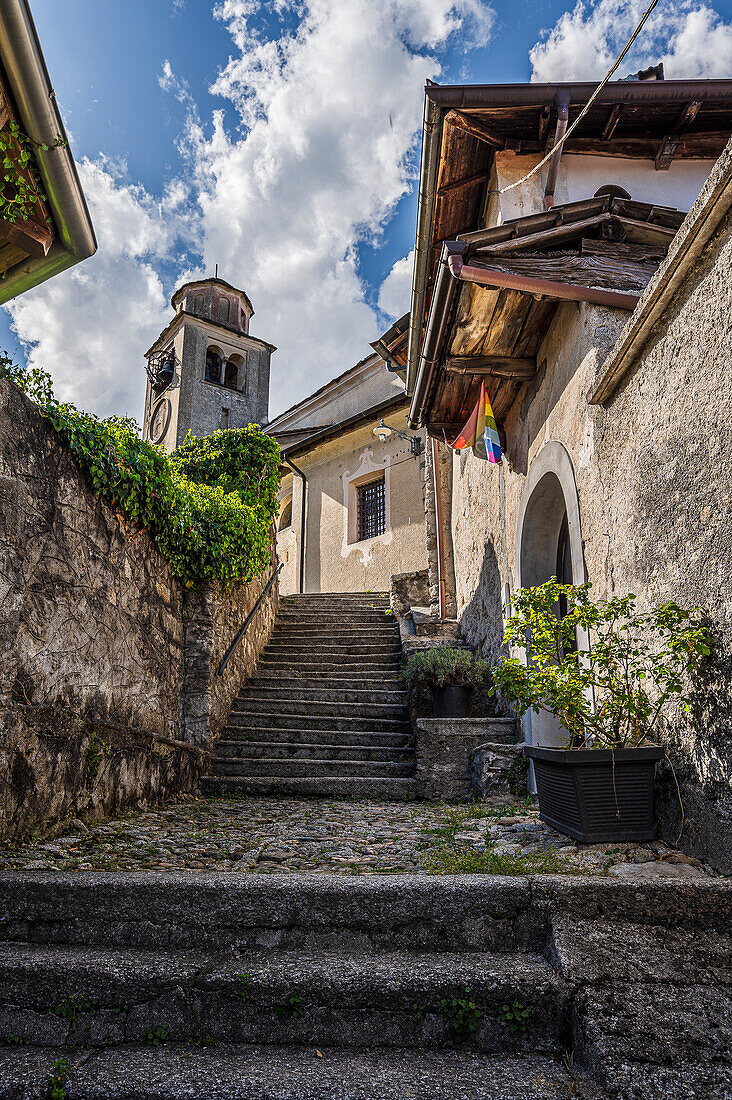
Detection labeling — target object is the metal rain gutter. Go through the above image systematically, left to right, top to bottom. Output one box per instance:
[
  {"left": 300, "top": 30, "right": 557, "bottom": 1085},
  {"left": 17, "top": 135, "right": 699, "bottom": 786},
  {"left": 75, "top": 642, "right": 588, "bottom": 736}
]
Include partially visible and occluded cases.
[
  {"left": 0, "top": 0, "right": 96, "bottom": 305},
  {"left": 424, "top": 78, "right": 732, "bottom": 110},
  {"left": 406, "top": 88, "right": 443, "bottom": 397},
  {"left": 407, "top": 241, "right": 466, "bottom": 430},
  {"left": 447, "top": 253, "right": 641, "bottom": 311},
  {"left": 283, "top": 456, "right": 307, "bottom": 594}
]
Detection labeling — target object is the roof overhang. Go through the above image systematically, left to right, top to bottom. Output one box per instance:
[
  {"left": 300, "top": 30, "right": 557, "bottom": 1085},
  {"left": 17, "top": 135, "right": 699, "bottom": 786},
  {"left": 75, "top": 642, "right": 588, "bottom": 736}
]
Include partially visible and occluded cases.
[
  {"left": 0, "top": 0, "right": 96, "bottom": 303},
  {"left": 406, "top": 77, "right": 732, "bottom": 395},
  {"left": 408, "top": 195, "right": 685, "bottom": 435},
  {"left": 275, "top": 392, "right": 409, "bottom": 461}
]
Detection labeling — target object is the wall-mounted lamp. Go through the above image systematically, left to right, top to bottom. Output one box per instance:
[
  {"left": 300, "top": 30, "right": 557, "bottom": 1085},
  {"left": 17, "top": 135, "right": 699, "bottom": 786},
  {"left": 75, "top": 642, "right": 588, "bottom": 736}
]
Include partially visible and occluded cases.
[{"left": 373, "top": 418, "right": 423, "bottom": 458}]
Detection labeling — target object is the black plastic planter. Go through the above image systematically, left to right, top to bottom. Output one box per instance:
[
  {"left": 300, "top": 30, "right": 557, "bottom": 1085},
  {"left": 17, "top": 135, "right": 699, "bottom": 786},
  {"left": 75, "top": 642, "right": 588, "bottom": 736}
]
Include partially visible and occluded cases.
[
  {"left": 430, "top": 685, "right": 472, "bottom": 718},
  {"left": 524, "top": 744, "right": 664, "bottom": 843}
]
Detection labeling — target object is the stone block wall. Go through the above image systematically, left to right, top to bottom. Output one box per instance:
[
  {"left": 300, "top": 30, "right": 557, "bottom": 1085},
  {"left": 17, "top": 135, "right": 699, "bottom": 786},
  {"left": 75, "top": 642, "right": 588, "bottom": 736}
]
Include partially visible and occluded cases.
[
  {"left": 443, "top": 142, "right": 732, "bottom": 870},
  {"left": 0, "top": 379, "right": 276, "bottom": 842}
]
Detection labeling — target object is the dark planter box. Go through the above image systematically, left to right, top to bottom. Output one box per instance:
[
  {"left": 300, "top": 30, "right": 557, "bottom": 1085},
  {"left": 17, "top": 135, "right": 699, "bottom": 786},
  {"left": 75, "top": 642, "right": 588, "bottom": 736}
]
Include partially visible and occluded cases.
[
  {"left": 430, "top": 685, "right": 472, "bottom": 718},
  {"left": 525, "top": 744, "right": 664, "bottom": 844}
]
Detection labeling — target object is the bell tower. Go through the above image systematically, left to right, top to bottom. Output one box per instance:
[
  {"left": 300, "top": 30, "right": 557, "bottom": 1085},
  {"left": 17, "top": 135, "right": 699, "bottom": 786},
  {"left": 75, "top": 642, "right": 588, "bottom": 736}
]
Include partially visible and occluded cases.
[{"left": 142, "top": 277, "right": 275, "bottom": 451}]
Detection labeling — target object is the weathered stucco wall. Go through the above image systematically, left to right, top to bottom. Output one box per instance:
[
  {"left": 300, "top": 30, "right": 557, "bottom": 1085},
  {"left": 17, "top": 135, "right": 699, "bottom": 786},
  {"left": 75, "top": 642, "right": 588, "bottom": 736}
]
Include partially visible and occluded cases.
[
  {"left": 447, "top": 155, "right": 732, "bottom": 869},
  {"left": 0, "top": 379, "right": 276, "bottom": 841},
  {"left": 277, "top": 409, "right": 429, "bottom": 595}
]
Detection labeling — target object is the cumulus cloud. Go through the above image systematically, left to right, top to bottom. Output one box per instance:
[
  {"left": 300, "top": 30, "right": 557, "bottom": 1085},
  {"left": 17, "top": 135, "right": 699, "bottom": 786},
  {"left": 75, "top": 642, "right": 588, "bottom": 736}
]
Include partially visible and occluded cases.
[
  {"left": 180, "top": 0, "right": 494, "bottom": 414},
  {"left": 530, "top": 0, "right": 732, "bottom": 82},
  {"left": 5, "top": 1, "right": 494, "bottom": 421},
  {"left": 6, "top": 158, "right": 196, "bottom": 421},
  {"left": 378, "top": 250, "right": 414, "bottom": 320}
]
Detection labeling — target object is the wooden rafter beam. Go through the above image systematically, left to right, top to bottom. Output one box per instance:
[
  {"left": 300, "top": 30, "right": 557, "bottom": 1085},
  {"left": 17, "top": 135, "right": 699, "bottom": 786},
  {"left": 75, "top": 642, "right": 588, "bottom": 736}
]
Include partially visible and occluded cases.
[
  {"left": 656, "top": 101, "right": 703, "bottom": 170},
  {"left": 601, "top": 104, "right": 623, "bottom": 141},
  {"left": 538, "top": 105, "right": 551, "bottom": 144},
  {"left": 444, "top": 110, "right": 505, "bottom": 150},
  {"left": 438, "top": 169, "right": 492, "bottom": 196},
  {"left": 0, "top": 219, "right": 53, "bottom": 260},
  {"left": 445, "top": 356, "right": 536, "bottom": 380}
]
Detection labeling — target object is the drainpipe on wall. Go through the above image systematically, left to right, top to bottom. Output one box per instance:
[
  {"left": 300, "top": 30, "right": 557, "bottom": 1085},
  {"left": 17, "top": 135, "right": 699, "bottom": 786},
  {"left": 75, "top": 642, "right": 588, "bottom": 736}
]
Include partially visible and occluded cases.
[
  {"left": 543, "top": 97, "right": 569, "bottom": 211},
  {"left": 431, "top": 437, "right": 447, "bottom": 620},
  {"left": 283, "top": 455, "right": 307, "bottom": 594}
]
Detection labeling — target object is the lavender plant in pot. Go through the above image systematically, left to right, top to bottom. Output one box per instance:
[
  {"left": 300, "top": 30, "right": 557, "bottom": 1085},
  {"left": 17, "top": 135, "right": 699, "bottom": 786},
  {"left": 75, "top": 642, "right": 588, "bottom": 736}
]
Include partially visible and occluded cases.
[
  {"left": 491, "top": 581, "right": 711, "bottom": 843},
  {"left": 404, "top": 647, "right": 492, "bottom": 718}
]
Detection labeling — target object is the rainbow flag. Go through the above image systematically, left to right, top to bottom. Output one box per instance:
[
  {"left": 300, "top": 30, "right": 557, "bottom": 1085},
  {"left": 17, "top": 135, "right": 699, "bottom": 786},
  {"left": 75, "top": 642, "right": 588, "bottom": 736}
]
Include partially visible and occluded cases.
[{"left": 451, "top": 382, "right": 502, "bottom": 463}]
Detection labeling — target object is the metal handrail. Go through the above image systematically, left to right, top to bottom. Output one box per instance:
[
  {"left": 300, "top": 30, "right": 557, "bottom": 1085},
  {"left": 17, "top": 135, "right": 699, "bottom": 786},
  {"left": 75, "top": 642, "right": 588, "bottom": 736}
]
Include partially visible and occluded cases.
[{"left": 215, "top": 562, "right": 283, "bottom": 677}]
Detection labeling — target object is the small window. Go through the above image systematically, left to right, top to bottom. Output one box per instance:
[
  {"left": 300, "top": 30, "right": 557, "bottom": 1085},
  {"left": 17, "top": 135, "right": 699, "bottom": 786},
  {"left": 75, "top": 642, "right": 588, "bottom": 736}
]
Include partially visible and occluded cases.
[
  {"left": 194, "top": 293, "right": 205, "bottom": 317},
  {"left": 218, "top": 297, "right": 230, "bottom": 323},
  {"left": 205, "top": 347, "right": 223, "bottom": 384},
  {"left": 224, "top": 359, "right": 239, "bottom": 389},
  {"left": 219, "top": 407, "right": 230, "bottom": 430},
  {"left": 357, "top": 476, "right": 386, "bottom": 541},
  {"left": 279, "top": 498, "right": 293, "bottom": 530}
]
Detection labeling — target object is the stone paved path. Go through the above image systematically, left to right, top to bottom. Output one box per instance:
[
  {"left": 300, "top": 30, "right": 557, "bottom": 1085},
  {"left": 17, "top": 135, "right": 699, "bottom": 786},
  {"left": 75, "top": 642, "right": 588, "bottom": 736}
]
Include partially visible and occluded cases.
[{"left": 0, "top": 797, "right": 717, "bottom": 878}]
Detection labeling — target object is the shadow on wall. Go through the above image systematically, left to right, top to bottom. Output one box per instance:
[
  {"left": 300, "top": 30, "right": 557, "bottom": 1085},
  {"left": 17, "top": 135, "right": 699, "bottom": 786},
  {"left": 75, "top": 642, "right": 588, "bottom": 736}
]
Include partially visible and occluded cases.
[
  {"left": 457, "top": 535, "right": 506, "bottom": 666},
  {"left": 656, "top": 624, "right": 732, "bottom": 874}
]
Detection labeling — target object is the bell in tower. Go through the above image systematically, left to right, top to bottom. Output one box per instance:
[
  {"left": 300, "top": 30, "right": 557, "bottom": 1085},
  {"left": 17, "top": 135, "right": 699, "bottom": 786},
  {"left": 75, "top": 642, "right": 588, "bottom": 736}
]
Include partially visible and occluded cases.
[{"left": 142, "top": 277, "right": 276, "bottom": 450}]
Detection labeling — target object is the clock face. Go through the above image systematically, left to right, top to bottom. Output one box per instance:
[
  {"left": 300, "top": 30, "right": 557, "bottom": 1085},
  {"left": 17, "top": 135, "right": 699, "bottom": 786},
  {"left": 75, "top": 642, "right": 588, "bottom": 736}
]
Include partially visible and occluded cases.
[{"left": 149, "top": 398, "right": 171, "bottom": 444}]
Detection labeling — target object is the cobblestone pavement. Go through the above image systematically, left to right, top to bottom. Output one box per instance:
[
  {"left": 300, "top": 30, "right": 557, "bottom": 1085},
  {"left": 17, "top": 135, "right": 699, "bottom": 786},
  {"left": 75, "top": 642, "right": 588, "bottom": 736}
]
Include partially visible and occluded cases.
[{"left": 0, "top": 797, "right": 719, "bottom": 879}]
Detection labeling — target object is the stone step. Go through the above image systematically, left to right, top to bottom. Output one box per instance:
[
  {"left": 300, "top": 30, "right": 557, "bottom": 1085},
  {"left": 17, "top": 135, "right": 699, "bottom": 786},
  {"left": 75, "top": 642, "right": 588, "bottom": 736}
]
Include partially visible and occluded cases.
[
  {"left": 283, "top": 592, "right": 390, "bottom": 601},
  {"left": 277, "top": 611, "right": 399, "bottom": 626},
  {"left": 271, "top": 629, "right": 401, "bottom": 645},
  {"left": 265, "top": 643, "right": 401, "bottom": 657},
  {"left": 257, "top": 657, "right": 403, "bottom": 673},
  {"left": 246, "top": 672, "right": 404, "bottom": 688},
  {"left": 235, "top": 687, "right": 408, "bottom": 706},
  {"left": 230, "top": 699, "right": 408, "bottom": 721},
  {"left": 226, "top": 711, "right": 411, "bottom": 733},
  {"left": 220, "top": 728, "right": 414, "bottom": 749},
  {"left": 214, "top": 740, "right": 412, "bottom": 763},
  {"left": 212, "top": 757, "right": 416, "bottom": 780},
  {"left": 199, "top": 776, "right": 418, "bottom": 800},
  {"left": 0, "top": 875, "right": 543, "bottom": 953},
  {"left": 0, "top": 943, "right": 565, "bottom": 1053},
  {"left": 0, "top": 1045, "right": 608, "bottom": 1099}
]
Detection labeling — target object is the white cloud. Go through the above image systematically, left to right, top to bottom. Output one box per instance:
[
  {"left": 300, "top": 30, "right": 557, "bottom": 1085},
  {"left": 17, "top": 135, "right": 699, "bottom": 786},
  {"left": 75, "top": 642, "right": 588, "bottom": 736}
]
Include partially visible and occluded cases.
[
  {"left": 5, "top": 0, "right": 494, "bottom": 422},
  {"left": 182, "top": 0, "right": 495, "bottom": 415},
  {"left": 530, "top": 0, "right": 732, "bottom": 82},
  {"left": 6, "top": 158, "right": 196, "bottom": 421},
  {"left": 378, "top": 250, "right": 414, "bottom": 320}
]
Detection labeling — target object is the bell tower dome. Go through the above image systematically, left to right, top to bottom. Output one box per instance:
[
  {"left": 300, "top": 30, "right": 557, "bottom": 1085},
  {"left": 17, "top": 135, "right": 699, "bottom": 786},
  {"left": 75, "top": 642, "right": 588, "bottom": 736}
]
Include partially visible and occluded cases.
[{"left": 142, "top": 277, "right": 275, "bottom": 451}]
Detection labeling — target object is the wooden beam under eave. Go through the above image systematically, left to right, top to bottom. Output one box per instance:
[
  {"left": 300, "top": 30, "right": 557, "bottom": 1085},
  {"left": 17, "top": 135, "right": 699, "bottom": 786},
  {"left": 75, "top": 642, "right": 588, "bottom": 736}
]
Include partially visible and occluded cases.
[
  {"left": 655, "top": 101, "right": 703, "bottom": 170},
  {"left": 601, "top": 104, "right": 623, "bottom": 142},
  {"left": 444, "top": 110, "right": 505, "bottom": 150},
  {"left": 438, "top": 169, "right": 492, "bottom": 196},
  {"left": 0, "top": 218, "right": 53, "bottom": 260},
  {"left": 445, "top": 356, "right": 536, "bottom": 380}
]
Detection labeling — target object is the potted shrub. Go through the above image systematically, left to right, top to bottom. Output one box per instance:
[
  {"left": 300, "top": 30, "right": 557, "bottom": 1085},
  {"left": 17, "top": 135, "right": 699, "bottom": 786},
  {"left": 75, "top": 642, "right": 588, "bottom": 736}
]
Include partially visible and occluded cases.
[
  {"left": 492, "top": 581, "right": 711, "bottom": 843},
  {"left": 404, "top": 647, "right": 492, "bottom": 718}
]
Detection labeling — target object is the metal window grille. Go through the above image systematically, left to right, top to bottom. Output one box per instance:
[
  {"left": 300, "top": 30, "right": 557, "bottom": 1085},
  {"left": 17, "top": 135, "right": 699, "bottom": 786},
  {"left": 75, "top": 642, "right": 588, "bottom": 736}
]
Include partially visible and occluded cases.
[{"left": 357, "top": 476, "right": 386, "bottom": 541}]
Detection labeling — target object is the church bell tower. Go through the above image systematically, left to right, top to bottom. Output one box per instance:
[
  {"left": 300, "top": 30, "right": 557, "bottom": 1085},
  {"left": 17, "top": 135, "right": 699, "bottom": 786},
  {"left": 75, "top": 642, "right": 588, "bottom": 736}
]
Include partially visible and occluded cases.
[{"left": 142, "top": 277, "right": 275, "bottom": 451}]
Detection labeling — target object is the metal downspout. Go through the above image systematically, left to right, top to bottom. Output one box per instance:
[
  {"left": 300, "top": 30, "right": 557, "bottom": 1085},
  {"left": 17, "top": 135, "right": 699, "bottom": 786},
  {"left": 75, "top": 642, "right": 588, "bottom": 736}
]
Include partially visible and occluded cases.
[
  {"left": 406, "top": 89, "right": 443, "bottom": 396},
  {"left": 543, "top": 98, "right": 569, "bottom": 211},
  {"left": 408, "top": 241, "right": 466, "bottom": 430},
  {"left": 446, "top": 252, "right": 640, "bottom": 311},
  {"left": 431, "top": 437, "right": 447, "bottom": 619},
  {"left": 284, "top": 455, "right": 307, "bottom": 594}
]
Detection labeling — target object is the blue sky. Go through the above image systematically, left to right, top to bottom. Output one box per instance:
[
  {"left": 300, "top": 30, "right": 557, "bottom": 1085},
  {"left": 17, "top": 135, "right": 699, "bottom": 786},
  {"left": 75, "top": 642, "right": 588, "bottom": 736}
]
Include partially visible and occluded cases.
[{"left": 4, "top": 0, "right": 732, "bottom": 421}]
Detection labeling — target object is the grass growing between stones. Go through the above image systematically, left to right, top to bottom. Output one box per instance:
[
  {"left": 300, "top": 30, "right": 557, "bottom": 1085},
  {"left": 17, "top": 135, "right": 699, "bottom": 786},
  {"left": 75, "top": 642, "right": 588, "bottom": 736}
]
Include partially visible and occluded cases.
[{"left": 423, "top": 842, "right": 580, "bottom": 876}]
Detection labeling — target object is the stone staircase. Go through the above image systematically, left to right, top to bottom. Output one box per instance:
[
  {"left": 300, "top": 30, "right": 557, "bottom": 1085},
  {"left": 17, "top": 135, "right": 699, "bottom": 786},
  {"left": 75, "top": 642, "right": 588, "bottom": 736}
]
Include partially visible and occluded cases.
[
  {"left": 201, "top": 592, "right": 416, "bottom": 800},
  {"left": 0, "top": 873, "right": 729, "bottom": 1098}
]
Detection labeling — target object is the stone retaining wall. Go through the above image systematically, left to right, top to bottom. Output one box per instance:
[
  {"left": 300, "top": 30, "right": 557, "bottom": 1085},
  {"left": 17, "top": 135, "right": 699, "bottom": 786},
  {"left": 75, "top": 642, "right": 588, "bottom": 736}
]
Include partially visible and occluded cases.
[
  {"left": 0, "top": 378, "right": 276, "bottom": 842},
  {"left": 415, "top": 717, "right": 518, "bottom": 800}
]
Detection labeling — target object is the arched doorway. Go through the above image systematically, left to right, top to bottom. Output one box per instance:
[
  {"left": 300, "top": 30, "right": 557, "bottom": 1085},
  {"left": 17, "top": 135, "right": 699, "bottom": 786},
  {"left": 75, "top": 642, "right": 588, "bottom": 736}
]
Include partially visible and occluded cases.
[{"left": 515, "top": 443, "right": 587, "bottom": 750}]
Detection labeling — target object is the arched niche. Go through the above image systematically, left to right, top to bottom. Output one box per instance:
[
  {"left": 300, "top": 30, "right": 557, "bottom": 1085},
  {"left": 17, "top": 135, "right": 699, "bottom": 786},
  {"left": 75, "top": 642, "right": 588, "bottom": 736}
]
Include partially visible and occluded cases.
[
  {"left": 205, "top": 346, "right": 223, "bottom": 384},
  {"left": 225, "top": 353, "right": 244, "bottom": 390},
  {"left": 514, "top": 442, "right": 588, "bottom": 750}
]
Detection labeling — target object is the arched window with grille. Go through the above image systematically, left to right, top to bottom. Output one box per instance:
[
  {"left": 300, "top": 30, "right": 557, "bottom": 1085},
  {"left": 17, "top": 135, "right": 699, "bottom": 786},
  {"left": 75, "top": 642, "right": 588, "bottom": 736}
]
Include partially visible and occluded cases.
[{"left": 225, "top": 354, "right": 243, "bottom": 390}]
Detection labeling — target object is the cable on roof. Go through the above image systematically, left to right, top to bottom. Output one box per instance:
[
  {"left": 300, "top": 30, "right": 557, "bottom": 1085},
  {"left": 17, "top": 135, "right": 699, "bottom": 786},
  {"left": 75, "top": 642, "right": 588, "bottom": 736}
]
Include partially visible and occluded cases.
[{"left": 492, "top": 0, "right": 660, "bottom": 196}]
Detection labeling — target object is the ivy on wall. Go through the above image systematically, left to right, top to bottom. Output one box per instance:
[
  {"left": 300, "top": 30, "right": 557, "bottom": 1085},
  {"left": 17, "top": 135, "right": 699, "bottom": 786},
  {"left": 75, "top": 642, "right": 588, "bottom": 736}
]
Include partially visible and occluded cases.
[{"left": 1, "top": 357, "right": 281, "bottom": 586}]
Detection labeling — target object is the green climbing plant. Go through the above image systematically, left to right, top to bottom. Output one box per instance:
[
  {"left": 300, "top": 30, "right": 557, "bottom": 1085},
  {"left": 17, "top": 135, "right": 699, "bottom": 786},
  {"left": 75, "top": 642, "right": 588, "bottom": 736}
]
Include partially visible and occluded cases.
[{"left": 0, "top": 356, "right": 281, "bottom": 587}]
